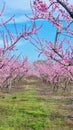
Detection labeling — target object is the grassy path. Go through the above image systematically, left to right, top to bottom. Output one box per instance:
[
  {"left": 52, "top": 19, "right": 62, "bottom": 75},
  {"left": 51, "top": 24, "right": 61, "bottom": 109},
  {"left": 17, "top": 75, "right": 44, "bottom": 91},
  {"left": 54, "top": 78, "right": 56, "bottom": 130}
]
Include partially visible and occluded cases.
[{"left": 0, "top": 78, "right": 73, "bottom": 130}]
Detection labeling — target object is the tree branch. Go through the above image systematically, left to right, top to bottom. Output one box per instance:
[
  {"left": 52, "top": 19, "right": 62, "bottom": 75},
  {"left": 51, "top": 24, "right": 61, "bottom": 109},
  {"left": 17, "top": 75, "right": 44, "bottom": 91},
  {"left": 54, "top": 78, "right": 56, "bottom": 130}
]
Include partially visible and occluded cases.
[{"left": 57, "top": 0, "right": 73, "bottom": 18}]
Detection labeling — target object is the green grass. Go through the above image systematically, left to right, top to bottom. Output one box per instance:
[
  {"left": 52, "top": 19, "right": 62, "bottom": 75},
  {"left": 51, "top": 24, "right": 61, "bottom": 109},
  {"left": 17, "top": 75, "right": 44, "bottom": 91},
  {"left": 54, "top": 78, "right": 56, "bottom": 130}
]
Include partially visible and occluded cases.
[{"left": 0, "top": 84, "right": 73, "bottom": 130}]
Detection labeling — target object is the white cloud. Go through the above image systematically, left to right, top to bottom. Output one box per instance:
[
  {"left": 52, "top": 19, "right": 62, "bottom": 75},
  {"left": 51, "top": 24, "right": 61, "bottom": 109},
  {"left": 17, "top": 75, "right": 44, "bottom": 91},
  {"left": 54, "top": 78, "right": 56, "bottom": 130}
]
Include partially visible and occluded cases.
[
  {"left": 0, "top": 0, "right": 73, "bottom": 24},
  {"left": 0, "top": 0, "right": 33, "bottom": 23},
  {"left": 0, "top": 0, "right": 73, "bottom": 13},
  {"left": 1, "top": 0, "right": 32, "bottom": 11},
  {"left": 0, "top": 14, "right": 31, "bottom": 24}
]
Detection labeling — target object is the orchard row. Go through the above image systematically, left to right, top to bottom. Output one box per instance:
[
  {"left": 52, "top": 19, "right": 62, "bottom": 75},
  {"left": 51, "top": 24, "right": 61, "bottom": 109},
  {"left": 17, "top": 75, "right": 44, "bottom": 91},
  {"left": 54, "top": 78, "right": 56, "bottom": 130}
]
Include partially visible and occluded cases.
[{"left": 0, "top": 0, "right": 73, "bottom": 92}]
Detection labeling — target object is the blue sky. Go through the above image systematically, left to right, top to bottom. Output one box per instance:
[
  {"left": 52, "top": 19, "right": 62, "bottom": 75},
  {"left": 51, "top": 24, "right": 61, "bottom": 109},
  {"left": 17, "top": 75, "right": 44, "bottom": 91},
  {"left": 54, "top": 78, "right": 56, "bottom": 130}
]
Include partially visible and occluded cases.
[{"left": 0, "top": 0, "right": 73, "bottom": 62}]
